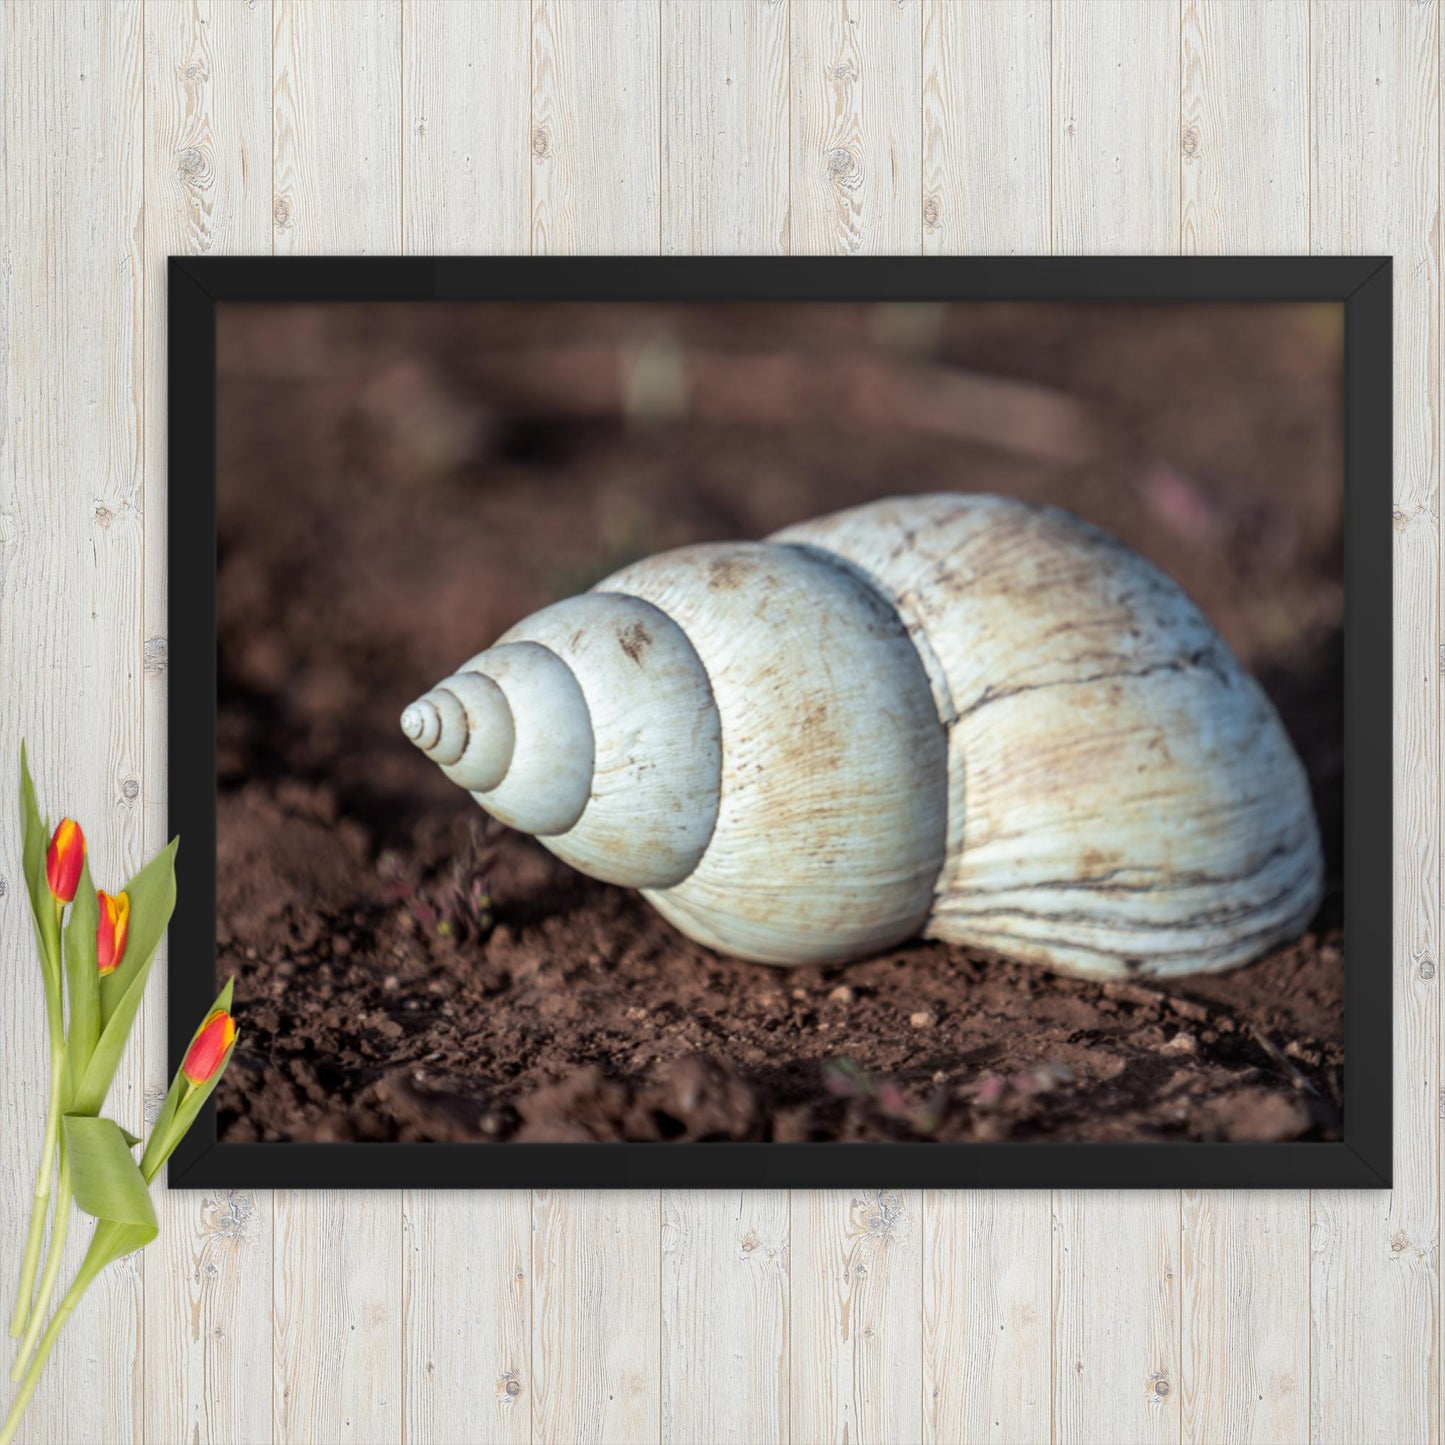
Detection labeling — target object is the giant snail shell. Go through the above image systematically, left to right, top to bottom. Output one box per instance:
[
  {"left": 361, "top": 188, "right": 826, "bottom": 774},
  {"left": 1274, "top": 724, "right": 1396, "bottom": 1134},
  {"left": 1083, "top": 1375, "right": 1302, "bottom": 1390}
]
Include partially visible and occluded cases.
[{"left": 402, "top": 494, "right": 1323, "bottom": 980}]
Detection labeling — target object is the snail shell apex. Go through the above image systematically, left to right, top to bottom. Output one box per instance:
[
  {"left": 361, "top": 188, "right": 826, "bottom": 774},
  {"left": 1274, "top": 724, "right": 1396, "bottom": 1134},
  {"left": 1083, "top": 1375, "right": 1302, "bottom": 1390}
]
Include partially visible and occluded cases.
[{"left": 405, "top": 493, "right": 1324, "bottom": 979}]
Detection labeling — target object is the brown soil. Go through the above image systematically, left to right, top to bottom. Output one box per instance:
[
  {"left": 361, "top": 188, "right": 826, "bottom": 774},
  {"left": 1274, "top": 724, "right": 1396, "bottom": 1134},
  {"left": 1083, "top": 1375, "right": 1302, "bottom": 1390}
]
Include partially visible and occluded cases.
[{"left": 213, "top": 300, "right": 1345, "bottom": 1146}]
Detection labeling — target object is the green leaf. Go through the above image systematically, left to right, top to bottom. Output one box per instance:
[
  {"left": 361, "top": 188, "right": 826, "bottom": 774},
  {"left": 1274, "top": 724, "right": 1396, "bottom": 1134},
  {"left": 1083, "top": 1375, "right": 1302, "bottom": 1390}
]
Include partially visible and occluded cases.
[
  {"left": 18, "top": 742, "right": 60, "bottom": 988},
  {"left": 73, "top": 839, "right": 178, "bottom": 1117},
  {"left": 63, "top": 861, "right": 101, "bottom": 1095},
  {"left": 142, "top": 978, "right": 237, "bottom": 1184},
  {"left": 62, "top": 1116, "right": 157, "bottom": 1241},
  {"left": 118, "top": 1127, "right": 142, "bottom": 1149},
  {"left": 69, "top": 1217, "right": 158, "bottom": 1307}
]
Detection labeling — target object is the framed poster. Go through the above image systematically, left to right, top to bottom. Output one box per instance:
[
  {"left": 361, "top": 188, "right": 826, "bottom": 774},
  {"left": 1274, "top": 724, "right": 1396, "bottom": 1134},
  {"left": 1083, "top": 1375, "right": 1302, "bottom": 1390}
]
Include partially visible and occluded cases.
[{"left": 167, "top": 256, "right": 1389, "bottom": 1189}]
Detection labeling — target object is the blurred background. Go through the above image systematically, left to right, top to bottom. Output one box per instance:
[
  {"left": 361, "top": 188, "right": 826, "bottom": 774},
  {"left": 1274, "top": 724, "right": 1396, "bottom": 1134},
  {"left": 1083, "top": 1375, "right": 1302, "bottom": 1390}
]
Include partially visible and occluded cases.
[{"left": 214, "top": 301, "right": 1344, "bottom": 1146}]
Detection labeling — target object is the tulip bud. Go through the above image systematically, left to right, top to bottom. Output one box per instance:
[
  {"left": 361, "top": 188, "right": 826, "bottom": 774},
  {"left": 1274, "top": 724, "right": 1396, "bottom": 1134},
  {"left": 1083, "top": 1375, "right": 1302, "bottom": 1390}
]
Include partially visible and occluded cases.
[
  {"left": 45, "top": 819, "right": 85, "bottom": 904},
  {"left": 96, "top": 890, "right": 130, "bottom": 975},
  {"left": 182, "top": 1009, "right": 236, "bottom": 1086}
]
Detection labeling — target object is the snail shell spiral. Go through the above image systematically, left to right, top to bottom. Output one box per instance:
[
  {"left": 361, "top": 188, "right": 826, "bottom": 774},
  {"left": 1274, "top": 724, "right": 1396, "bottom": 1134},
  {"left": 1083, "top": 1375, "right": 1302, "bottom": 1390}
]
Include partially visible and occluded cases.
[{"left": 404, "top": 494, "right": 1323, "bottom": 979}]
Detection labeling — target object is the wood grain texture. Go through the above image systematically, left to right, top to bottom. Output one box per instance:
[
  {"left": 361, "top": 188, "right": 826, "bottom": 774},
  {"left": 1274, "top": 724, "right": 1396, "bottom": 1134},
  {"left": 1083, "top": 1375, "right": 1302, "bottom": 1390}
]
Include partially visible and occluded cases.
[
  {"left": 273, "top": 0, "right": 402, "bottom": 253},
  {"left": 402, "top": 0, "right": 530, "bottom": 255},
  {"left": 530, "top": 0, "right": 661, "bottom": 255},
  {"left": 662, "top": 0, "right": 790, "bottom": 254},
  {"left": 790, "top": 0, "right": 922, "bottom": 254},
  {"left": 922, "top": 0, "right": 1049, "bottom": 255},
  {"left": 1050, "top": 0, "right": 1181, "bottom": 253},
  {"left": 1180, "top": 0, "right": 1309, "bottom": 254},
  {"left": 1310, "top": 3, "right": 1441, "bottom": 1444},
  {"left": 0, "top": 4, "right": 1437, "bottom": 1442},
  {"left": 139, "top": 6, "right": 275, "bottom": 1444},
  {"left": 790, "top": 1189, "right": 923, "bottom": 1444},
  {"left": 403, "top": 1190, "right": 531, "bottom": 1445},
  {"left": 530, "top": 1190, "right": 660, "bottom": 1444},
  {"left": 660, "top": 1190, "right": 789, "bottom": 1443},
  {"left": 922, "top": 1190, "right": 1050, "bottom": 1444},
  {"left": 273, "top": 1191, "right": 403, "bottom": 1444},
  {"left": 1181, "top": 1191, "right": 1308, "bottom": 1445},
  {"left": 1052, "top": 1192, "right": 1181, "bottom": 1445}
]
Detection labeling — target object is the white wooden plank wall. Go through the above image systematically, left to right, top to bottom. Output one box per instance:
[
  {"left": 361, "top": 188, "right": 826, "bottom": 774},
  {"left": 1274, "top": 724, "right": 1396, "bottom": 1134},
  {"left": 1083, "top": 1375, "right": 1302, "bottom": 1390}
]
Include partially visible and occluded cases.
[{"left": 0, "top": 2, "right": 1434, "bottom": 1442}]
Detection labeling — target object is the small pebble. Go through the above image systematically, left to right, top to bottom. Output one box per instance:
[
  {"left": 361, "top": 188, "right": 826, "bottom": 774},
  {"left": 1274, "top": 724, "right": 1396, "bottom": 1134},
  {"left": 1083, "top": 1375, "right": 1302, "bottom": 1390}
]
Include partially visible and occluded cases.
[
  {"left": 333, "top": 936, "right": 352, "bottom": 957},
  {"left": 382, "top": 974, "right": 399, "bottom": 992},
  {"left": 828, "top": 985, "right": 855, "bottom": 1005},
  {"left": 791, "top": 987, "right": 808, "bottom": 1001},
  {"left": 909, "top": 1010, "right": 935, "bottom": 1029},
  {"left": 1161, "top": 1032, "right": 1198, "bottom": 1055}
]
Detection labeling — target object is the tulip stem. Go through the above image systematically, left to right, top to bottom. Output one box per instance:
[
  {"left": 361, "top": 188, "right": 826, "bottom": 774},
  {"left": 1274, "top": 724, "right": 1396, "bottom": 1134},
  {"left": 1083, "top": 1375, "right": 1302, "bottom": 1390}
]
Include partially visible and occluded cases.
[
  {"left": 7, "top": 1038, "right": 65, "bottom": 1340},
  {"left": 10, "top": 1143, "right": 71, "bottom": 1382},
  {"left": 0, "top": 1223, "right": 124, "bottom": 1445},
  {"left": 0, "top": 1269, "right": 80, "bottom": 1445}
]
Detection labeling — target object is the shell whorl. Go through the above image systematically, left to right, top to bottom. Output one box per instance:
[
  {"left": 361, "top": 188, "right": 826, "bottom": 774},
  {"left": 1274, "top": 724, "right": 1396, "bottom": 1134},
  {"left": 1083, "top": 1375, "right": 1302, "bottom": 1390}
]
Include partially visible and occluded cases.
[
  {"left": 594, "top": 542, "right": 950, "bottom": 965},
  {"left": 488, "top": 593, "right": 723, "bottom": 888},
  {"left": 405, "top": 642, "right": 593, "bottom": 836},
  {"left": 402, "top": 672, "right": 515, "bottom": 787}
]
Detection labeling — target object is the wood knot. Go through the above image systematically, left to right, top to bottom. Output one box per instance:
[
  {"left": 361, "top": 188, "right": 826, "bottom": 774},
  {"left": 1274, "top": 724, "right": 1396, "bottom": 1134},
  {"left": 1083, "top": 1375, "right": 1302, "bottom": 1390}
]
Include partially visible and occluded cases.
[
  {"left": 1181, "top": 125, "right": 1202, "bottom": 160},
  {"left": 531, "top": 128, "right": 551, "bottom": 159},
  {"left": 177, "top": 146, "right": 207, "bottom": 180},
  {"left": 827, "top": 147, "right": 858, "bottom": 181},
  {"left": 273, "top": 194, "right": 293, "bottom": 230},
  {"left": 922, "top": 195, "right": 942, "bottom": 230},
  {"left": 144, "top": 636, "right": 168, "bottom": 675},
  {"left": 121, "top": 777, "right": 139, "bottom": 802},
  {"left": 853, "top": 1189, "right": 904, "bottom": 1239},
  {"left": 201, "top": 1190, "right": 257, "bottom": 1240}
]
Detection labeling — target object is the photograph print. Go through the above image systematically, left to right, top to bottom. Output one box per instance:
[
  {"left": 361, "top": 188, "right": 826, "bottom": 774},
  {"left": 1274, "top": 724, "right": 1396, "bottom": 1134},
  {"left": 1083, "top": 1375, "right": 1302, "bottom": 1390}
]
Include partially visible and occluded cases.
[{"left": 169, "top": 258, "right": 1387, "bottom": 1189}]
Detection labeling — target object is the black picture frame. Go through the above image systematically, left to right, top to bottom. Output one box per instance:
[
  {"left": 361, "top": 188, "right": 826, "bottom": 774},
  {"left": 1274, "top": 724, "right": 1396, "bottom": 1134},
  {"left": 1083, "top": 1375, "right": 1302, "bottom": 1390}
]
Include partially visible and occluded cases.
[{"left": 168, "top": 255, "right": 1392, "bottom": 1190}]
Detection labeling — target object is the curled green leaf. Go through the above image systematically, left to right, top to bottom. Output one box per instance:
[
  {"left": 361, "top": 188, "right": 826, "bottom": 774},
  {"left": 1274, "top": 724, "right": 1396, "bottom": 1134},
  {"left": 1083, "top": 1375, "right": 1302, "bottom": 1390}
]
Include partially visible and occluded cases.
[{"left": 61, "top": 1116, "right": 157, "bottom": 1240}]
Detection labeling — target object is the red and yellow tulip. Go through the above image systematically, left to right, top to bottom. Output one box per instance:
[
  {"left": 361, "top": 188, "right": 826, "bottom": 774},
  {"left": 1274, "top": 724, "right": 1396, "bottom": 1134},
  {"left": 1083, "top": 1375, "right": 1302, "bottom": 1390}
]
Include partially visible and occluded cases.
[
  {"left": 44, "top": 819, "right": 84, "bottom": 904},
  {"left": 96, "top": 890, "right": 130, "bottom": 976},
  {"left": 181, "top": 1009, "right": 236, "bottom": 1087}
]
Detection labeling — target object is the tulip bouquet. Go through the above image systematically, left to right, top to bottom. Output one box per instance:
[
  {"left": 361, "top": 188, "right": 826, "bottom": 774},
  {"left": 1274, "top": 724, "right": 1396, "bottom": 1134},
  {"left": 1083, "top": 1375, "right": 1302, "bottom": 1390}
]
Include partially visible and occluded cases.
[{"left": 1, "top": 746, "right": 237, "bottom": 1445}]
